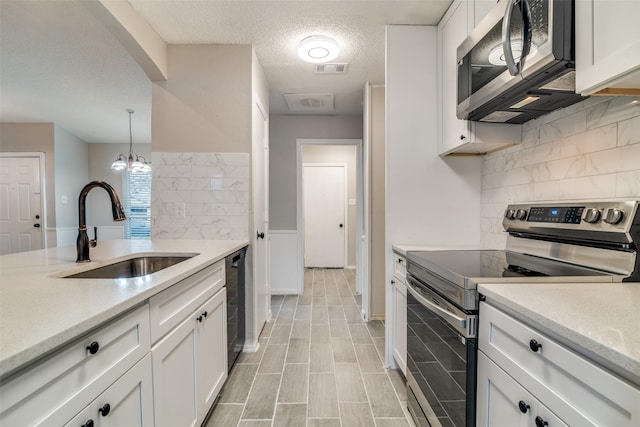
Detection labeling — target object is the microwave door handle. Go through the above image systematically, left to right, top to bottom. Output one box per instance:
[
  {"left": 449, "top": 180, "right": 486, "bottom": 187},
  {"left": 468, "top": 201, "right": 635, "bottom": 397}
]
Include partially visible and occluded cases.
[
  {"left": 503, "top": 0, "right": 533, "bottom": 76},
  {"left": 520, "top": 0, "right": 533, "bottom": 70},
  {"left": 407, "top": 279, "right": 467, "bottom": 330}
]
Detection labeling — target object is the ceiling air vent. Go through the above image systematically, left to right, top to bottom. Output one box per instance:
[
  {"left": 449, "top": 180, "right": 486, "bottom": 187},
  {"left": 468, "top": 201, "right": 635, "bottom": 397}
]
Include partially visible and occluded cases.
[
  {"left": 314, "top": 63, "right": 348, "bottom": 74},
  {"left": 284, "top": 93, "right": 334, "bottom": 112}
]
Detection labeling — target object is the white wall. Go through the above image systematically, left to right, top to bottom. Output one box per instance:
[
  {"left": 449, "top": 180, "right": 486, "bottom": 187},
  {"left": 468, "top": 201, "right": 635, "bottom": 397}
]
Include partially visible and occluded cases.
[
  {"left": 386, "top": 25, "right": 481, "bottom": 250},
  {"left": 481, "top": 96, "right": 640, "bottom": 248},
  {"left": 269, "top": 115, "right": 363, "bottom": 230},
  {"left": 54, "top": 127, "right": 89, "bottom": 230}
]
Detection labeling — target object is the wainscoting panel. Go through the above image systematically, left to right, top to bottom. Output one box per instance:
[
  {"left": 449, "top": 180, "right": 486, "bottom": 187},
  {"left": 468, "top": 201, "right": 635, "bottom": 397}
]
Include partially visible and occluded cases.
[{"left": 269, "top": 230, "right": 299, "bottom": 295}]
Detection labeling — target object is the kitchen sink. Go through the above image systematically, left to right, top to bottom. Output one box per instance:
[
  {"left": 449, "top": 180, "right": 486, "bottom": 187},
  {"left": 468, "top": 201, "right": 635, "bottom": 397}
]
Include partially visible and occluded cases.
[{"left": 63, "top": 254, "right": 196, "bottom": 279}]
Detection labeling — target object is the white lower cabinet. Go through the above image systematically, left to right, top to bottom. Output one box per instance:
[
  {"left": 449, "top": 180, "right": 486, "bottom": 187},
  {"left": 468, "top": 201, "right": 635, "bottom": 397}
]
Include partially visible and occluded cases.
[
  {"left": 391, "top": 251, "right": 407, "bottom": 375},
  {"left": 152, "top": 287, "right": 228, "bottom": 427},
  {"left": 478, "top": 301, "right": 640, "bottom": 427},
  {"left": 0, "top": 304, "right": 150, "bottom": 426},
  {"left": 477, "top": 351, "right": 567, "bottom": 427},
  {"left": 65, "top": 354, "right": 154, "bottom": 427}
]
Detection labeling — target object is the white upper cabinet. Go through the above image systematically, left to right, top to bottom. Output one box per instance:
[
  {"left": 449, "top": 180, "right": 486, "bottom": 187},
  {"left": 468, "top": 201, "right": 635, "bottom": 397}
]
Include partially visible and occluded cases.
[
  {"left": 437, "top": 0, "right": 521, "bottom": 156},
  {"left": 576, "top": 0, "right": 640, "bottom": 95}
]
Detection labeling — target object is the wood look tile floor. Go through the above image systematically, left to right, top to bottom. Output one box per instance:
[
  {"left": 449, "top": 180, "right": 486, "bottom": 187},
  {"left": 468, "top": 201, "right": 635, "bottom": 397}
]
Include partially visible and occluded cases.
[{"left": 207, "top": 268, "right": 412, "bottom": 427}]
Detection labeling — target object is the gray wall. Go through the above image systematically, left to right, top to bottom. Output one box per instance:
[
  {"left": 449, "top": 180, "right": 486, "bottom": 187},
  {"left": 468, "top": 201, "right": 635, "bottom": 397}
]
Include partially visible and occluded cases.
[
  {"left": 152, "top": 44, "right": 254, "bottom": 153},
  {"left": 269, "top": 115, "right": 363, "bottom": 231},
  {"left": 54, "top": 126, "right": 89, "bottom": 228},
  {"left": 302, "top": 144, "right": 357, "bottom": 267}
]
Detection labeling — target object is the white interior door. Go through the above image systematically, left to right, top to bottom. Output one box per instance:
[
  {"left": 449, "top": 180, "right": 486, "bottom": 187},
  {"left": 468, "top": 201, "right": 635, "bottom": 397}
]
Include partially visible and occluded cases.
[
  {"left": 252, "top": 100, "right": 270, "bottom": 335},
  {"left": 0, "top": 155, "right": 44, "bottom": 254},
  {"left": 303, "top": 164, "right": 346, "bottom": 268}
]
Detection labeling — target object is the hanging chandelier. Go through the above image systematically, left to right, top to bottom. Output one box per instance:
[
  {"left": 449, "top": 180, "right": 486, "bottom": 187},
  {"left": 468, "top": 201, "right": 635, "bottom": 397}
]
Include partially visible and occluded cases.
[{"left": 111, "top": 109, "right": 151, "bottom": 173}]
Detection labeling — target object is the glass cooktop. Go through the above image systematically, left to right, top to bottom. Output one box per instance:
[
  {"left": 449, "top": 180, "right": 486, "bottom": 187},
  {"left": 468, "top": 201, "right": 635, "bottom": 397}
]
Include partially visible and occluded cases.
[{"left": 406, "top": 250, "right": 612, "bottom": 290}]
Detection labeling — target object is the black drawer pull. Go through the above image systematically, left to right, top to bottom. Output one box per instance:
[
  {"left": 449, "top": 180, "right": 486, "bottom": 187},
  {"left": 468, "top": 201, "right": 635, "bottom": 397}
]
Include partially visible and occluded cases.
[
  {"left": 202, "top": 311, "right": 208, "bottom": 318},
  {"left": 529, "top": 339, "right": 542, "bottom": 352},
  {"left": 86, "top": 341, "right": 100, "bottom": 355},
  {"left": 518, "top": 400, "right": 530, "bottom": 413},
  {"left": 98, "top": 403, "right": 111, "bottom": 416},
  {"left": 535, "top": 416, "right": 548, "bottom": 427},
  {"left": 81, "top": 420, "right": 94, "bottom": 427}
]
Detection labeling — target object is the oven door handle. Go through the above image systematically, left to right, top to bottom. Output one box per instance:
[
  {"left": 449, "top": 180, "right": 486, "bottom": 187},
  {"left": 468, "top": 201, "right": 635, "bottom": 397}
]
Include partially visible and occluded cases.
[{"left": 407, "top": 279, "right": 467, "bottom": 330}]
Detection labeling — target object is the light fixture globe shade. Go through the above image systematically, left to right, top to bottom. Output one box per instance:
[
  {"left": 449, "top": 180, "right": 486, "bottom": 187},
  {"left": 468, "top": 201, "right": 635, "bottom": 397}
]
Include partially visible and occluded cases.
[
  {"left": 297, "top": 35, "right": 339, "bottom": 63},
  {"left": 111, "top": 155, "right": 127, "bottom": 171}
]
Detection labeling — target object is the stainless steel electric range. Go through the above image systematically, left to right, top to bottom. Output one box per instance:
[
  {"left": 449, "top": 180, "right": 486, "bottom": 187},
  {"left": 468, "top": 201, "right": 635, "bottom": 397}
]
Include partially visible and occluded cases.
[{"left": 405, "top": 200, "right": 640, "bottom": 427}]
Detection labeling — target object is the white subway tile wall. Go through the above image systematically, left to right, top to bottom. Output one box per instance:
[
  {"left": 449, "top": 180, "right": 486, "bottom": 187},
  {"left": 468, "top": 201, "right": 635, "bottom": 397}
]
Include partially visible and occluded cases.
[
  {"left": 481, "top": 97, "right": 640, "bottom": 249},
  {"left": 151, "top": 152, "right": 249, "bottom": 240}
]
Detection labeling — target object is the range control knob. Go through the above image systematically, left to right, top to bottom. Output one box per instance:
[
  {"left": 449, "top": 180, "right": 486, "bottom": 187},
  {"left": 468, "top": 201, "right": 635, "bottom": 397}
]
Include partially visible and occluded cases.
[
  {"left": 583, "top": 208, "right": 601, "bottom": 224},
  {"left": 604, "top": 208, "right": 624, "bottom": 225},
  {"left": 505, "top": 209, "right": 516, "bottom": 220},
  {"left": 515, "top": 209, "right": 528, "bottom": 220}
]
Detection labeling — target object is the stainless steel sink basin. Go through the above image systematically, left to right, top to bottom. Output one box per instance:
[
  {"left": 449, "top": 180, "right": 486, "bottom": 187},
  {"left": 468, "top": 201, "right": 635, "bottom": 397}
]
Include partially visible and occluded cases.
[{"left": 63, "top": 255, "right": 195, "bottom": 279}]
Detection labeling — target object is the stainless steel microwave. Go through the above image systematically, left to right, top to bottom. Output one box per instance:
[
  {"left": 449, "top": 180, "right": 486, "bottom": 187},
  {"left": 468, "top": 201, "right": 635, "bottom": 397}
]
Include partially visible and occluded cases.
[{"left": 456, "top": 0, "right": 584, "bottom": 124}]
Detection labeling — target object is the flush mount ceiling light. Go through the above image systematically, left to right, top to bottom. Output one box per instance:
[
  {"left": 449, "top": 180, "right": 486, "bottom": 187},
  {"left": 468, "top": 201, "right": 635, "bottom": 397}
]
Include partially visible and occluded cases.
[
  {"left": 297, "top": 35, "right": 339, "bottom": 63},
  {"left": 111, "top": 109, "right": 151, "bottom": 173}
]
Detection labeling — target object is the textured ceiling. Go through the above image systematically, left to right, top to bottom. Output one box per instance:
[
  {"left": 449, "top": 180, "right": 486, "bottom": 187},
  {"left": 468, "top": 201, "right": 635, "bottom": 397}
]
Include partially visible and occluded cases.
[
  {"left": 0, "top": 0, "right": 452, "bottom": 143},
  {"left": 0, "top": 1, "right": 152, "bottom": 143}
]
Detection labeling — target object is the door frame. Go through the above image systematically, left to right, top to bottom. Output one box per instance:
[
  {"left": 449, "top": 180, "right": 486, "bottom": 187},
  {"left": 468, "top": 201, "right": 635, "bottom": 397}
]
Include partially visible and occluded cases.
[
  {"left": 251, "top": 97, "right": 270, "bottom": 346},
  {"left": 296, "top": 138, "right": 370, "bottom": 321},
  {"left": 0, "top": 152, "right": 47, "bottom": 249},
  {"left": 302, "top": 162, "right": 348, "bottom": 268}
]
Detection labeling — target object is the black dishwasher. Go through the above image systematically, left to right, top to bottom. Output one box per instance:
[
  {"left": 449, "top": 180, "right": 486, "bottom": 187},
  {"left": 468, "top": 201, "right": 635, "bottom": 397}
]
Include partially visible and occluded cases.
[{"left": 225, "top": 247, "right": 246, "bottom": 372}]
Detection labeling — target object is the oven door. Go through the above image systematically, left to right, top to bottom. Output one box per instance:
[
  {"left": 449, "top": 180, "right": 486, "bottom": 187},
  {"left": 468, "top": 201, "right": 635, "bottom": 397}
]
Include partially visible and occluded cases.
[{"left": 406, "top": 273, "right": 477, "bottom": 427}]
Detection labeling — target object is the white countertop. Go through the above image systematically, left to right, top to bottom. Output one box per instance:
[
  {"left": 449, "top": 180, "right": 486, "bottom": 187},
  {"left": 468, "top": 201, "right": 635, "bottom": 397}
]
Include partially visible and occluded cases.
[
  {"left": 0, "top": 239, "right": 248, "bottom": 378},
  {"left": 392, "top": 244, "right": 483, "bottom": 257},
  {"left": 479, "top": 281, "right": 640, "bottom": 386}
]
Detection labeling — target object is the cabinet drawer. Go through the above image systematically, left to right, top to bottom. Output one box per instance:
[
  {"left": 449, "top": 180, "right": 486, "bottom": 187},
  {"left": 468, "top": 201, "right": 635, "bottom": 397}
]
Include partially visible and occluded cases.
[
  {"left": 393, "top": 253, "right": 406, "bottom": 283},
  {"left": 150, "top": 259, "right": 225, "bottom": 343},
  {"left": 479, "top": 302, "right": 640, "bottom": 427},
  {"left": 0, "top": 304, "right": 150, "bottom": 426}
]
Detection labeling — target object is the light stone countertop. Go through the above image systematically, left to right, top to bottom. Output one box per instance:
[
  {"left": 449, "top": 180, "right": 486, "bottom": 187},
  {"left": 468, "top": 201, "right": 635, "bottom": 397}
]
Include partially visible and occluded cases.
[
  {"left": 0, "top": 239, "right": 248, "bottom": 379},
  {"left": 392, "top": 244, "right": 484, "bottom": 257},
  {"left": 479, "top": 281, "right": 640, "bottom": 386}
]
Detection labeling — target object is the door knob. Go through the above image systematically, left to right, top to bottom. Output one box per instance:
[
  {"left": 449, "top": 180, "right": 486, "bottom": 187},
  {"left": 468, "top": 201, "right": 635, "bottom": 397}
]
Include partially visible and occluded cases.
[
  {"left": 34, "top": 223, "right": 40, "bottom": 228},
  {"left": 257, "top": 231, "right": 265, "bottom": 239}
]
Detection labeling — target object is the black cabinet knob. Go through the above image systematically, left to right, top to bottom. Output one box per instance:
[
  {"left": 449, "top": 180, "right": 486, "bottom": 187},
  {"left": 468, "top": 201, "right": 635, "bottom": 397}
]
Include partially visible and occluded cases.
[
  {"left": 339, "top": 224, "right": 343, "bottom": 228},
  {"left": 257, "top": 231, "right": 265, "bottom": 239},
  {"left": 202, "top": 311, "right": 208, "bottom": 318},
  {"left": 197, "top": 315, "right": 203, "bottom": 322},
  {"left": 529, "top": 339, "right": 542, "bottom": 352},
  {"left": 86, "top": 341, "right": 100, "bottom": 355},
  {"left": 518, "top": 400, "right": 530, "bottom": 413},
  {"left": 98, "top": 403, "right": 111, "bottom": 417},
  {"left": 535, "top": 416, "right": 549, "bottom": 427},
  {"left": 81, "top": 420, "right": 94, "bottom": 427}
]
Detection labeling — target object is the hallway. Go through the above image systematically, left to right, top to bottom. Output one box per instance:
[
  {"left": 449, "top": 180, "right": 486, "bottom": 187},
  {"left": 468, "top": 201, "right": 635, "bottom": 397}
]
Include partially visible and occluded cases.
[{"left": 207, "top": 268, "right": 411, "bottom": 426}]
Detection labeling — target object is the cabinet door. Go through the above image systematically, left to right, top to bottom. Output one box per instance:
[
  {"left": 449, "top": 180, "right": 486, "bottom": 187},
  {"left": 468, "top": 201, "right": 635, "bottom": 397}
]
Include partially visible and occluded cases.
[
  {"left": 439, "top": 0, "right": 471, "bottom": 154},
  {"left": 576, "top": 0, "right": 640, "bottom": 94},
  {"left": 392, "top": 281, "right": 407, "bottom": 375},
  {"left": 197, "top": 288, "right": 228, "bottom": 421},
  {"left": 152, "top": 315, "right": 198, "bottom": 427},
  {"left": 477, "top": 351, "right": 536, "bottom": 427},
  {"left": 64, "top": 355, "right": 154, "bottom": 427}
]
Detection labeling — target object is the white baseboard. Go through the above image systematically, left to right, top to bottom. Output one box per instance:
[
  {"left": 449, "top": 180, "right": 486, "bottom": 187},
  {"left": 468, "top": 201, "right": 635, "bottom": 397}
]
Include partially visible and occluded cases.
[
  {"left": 271, "top": 288, "right": 300, "bottom": 295},
  {"left": 243, "top": 341, "right": 261, "bottom": 353}
]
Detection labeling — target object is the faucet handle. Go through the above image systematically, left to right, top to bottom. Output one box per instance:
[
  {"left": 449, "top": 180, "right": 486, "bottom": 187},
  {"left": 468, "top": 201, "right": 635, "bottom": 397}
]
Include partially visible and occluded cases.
[{"left": 90, "top": 226, "right": 97, "bottom": 248}]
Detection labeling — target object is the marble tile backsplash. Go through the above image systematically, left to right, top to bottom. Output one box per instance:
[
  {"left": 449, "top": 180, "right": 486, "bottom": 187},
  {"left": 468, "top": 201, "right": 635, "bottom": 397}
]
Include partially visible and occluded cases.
[
  {"left": 481, "top": 96, "right": 640, "bottom": 248},
  {"left": 151, "top": 152, "right": 249, "bottom": 240}
]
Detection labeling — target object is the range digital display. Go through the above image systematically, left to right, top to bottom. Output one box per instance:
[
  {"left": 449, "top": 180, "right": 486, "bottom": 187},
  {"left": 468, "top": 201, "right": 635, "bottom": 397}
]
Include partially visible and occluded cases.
[{"left": 527, "top": 206, "right": 584, "bottom": 223}]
